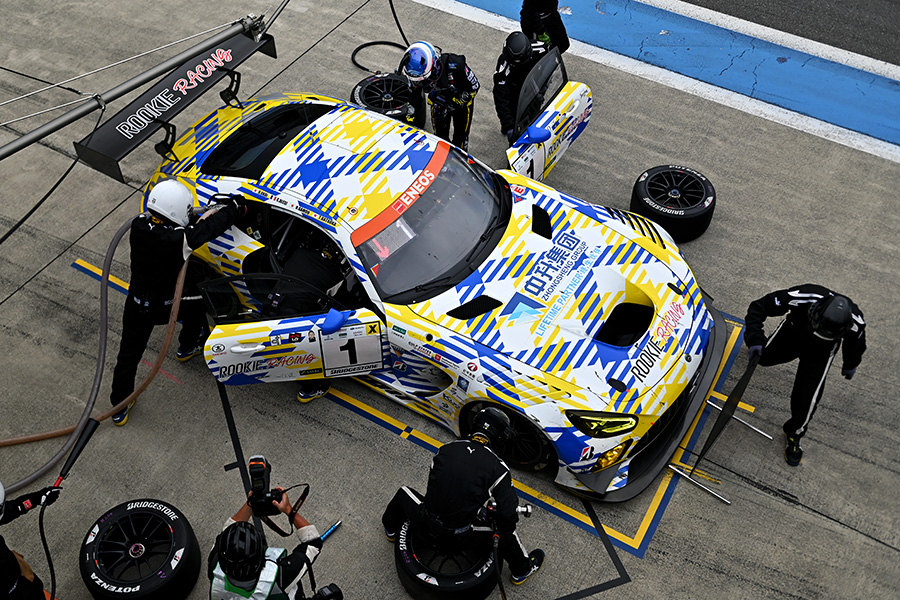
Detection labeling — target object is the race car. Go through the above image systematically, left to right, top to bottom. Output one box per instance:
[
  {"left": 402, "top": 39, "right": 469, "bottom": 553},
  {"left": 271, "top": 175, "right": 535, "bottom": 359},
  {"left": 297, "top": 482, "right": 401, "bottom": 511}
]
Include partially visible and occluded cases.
[{"left": 140, "top": 63, "right": 725, "bottom": 501}]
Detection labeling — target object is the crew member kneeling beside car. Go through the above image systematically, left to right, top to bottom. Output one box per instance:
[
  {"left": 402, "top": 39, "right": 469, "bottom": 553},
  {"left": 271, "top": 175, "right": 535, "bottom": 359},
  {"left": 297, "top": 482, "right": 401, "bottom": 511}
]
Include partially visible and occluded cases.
[{"left": 382, "top": 407, "right": 544, "bottom": 586}]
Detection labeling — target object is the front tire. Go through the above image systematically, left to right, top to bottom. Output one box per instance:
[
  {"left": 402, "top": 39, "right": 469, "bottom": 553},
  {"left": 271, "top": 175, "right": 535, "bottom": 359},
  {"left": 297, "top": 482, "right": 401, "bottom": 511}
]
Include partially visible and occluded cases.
[{"left": 79, "top": 499, "right": 201, "bottom": 600}]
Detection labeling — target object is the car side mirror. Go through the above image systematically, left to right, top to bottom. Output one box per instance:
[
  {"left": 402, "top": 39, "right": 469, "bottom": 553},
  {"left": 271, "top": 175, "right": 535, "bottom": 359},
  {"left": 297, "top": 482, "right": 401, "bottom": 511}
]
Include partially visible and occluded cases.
[
  {"left": 513, "top": 125, "right": 552, "bottom": 147},
  {"left": 320, "top": 308, "right": 350, "bottom": 335}
]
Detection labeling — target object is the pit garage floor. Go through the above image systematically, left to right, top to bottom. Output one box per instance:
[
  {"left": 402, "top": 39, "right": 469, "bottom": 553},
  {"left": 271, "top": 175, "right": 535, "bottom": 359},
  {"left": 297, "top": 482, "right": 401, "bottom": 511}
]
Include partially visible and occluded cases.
[{"left": 1, "top": 1, "right": 898, "bottom": 599}]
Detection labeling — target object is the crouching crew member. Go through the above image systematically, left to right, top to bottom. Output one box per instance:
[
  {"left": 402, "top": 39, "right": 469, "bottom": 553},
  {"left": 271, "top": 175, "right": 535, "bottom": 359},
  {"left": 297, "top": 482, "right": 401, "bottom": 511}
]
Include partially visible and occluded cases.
[
  {"left": 400, "top": 41, "right": 480, "bottom": 151},
  {"left": 108, "top": 180, "right": 244, "bottom": 425},
  {"left": 744, "top": 283, "right": 866, "bottom": 466},
  {"left": 382, "top": 407, "right": 545, "bottom": 585},
  {"left": 209, "top": 489, "right": 322, "bottom": 599}
]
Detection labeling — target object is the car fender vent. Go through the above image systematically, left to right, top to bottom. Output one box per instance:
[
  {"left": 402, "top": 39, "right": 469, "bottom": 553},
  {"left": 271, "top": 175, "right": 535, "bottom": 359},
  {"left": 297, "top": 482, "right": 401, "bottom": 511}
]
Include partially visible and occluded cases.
[
  {"left": 532, "top": 205, "right": 553, "bottom": 240},
  {"left": 606, "top": 207, "right": 666, "bottom": 249},
  {"left": 446, "top": 295, "right": 503, "bottom": 320},
  {"left": 608, "top": 378, "right": 627, "bottom": 392}
]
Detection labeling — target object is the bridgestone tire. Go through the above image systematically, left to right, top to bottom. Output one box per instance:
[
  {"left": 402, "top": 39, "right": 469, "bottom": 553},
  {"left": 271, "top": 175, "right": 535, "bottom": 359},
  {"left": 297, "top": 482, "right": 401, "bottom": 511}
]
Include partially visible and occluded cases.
[
  {"left": 351, "top": 73, "right": 415, "bottom": 123},
  {"left": 630, "top": 165, "right": 716, "bottom": 242},
  {"left": 80, "top": 499, "right": 201, "bottom": 600},
  {"left": 394, "top": 521, "right": 497, "bottom": 600}
]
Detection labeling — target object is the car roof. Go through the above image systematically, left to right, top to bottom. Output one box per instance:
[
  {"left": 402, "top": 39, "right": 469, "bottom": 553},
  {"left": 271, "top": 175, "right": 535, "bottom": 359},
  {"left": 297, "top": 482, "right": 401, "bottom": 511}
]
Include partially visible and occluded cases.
[{"left": 161, "top": 93, "right": 443, "bottom": 233}]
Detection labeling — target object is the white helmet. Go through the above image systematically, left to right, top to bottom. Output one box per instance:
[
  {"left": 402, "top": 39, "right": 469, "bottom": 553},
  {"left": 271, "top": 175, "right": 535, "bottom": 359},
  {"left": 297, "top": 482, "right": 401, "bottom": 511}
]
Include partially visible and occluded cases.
[{"left": 146, "top": 180, "right": 194, "bottom": 226}]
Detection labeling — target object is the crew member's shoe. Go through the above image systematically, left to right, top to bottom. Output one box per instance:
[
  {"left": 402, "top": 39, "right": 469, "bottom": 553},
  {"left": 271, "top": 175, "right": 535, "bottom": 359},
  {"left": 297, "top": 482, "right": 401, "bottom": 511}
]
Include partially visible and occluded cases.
[
  {"left": 175, "top": 342, "right": 204, "bottom": 362},
  {"left": 297, "top": 380, "right": 331, "bottom": 403},
  {"left": 112, "top": 401, "right": 135, "bottom": 427},
  {"left": 785, "top": 435, "right": 803, "bottom": 466},
  {"left": 384, "top": 527, "right": 397, "bottom": 542},
  {"left": 510, "top": 549, "right": 545, "bottom": 585}
]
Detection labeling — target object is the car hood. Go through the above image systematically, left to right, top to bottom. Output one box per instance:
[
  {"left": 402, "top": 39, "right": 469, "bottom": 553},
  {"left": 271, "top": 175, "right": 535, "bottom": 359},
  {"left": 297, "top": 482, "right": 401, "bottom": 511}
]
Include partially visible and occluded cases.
[{"left": 406, "top": 173, "right": 709, "bottom": 410}]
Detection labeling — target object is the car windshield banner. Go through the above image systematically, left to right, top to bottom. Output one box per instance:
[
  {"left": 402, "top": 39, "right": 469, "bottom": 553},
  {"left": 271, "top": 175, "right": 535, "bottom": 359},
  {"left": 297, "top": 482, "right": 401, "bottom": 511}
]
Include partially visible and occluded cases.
[{"left": 74, "top": 31, "right": 276, "bottom": 182}]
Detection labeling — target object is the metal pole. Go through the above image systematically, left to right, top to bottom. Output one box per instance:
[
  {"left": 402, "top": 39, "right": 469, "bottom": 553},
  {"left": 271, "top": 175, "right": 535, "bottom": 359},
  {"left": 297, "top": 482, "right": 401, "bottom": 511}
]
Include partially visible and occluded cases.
[{"left": 0, "top": 16, "right": 259, "bottom": 162}]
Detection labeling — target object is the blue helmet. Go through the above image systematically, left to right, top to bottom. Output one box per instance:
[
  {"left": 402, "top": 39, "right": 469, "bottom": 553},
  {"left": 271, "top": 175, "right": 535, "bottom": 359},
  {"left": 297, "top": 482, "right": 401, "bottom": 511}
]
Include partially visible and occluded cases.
[{"left": 400, "top": 41, "right": 440, "bottom": 81}]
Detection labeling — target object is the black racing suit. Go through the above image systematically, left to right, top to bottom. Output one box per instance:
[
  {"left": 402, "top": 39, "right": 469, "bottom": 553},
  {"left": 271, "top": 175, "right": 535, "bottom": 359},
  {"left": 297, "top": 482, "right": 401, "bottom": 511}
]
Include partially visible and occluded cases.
[
  {"left": 520, "top": 0, "right": 570, "bottom": 54},
  {"left": 493, "top": 42, "right": 548, "bottom": 141},
  {"left": 409, "top": 53, "right": 480, "bottom": 151},
  {"left": 109, "top": 205, "right": 240, "bottom": 406},
  {"left": 744, "top": 283, "right": 866, "bottom": 439},
  {"left": 382, "top": 439, "right": 532, "bottom": 576}
]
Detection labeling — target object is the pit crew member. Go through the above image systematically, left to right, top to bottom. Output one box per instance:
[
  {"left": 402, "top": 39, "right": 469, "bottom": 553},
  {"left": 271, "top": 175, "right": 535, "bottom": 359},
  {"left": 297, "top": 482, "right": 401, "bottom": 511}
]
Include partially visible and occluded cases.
[
  {"left": 520, "top": 1, "right": 570, "bottom": 54},
  {"left": 493, "top": 31, "right": 548, "bottom": 145},
  {"left": 400, "top": 41, "right": 480, "bottom": 151},
  {"left": 108, "top": 180, "right": 244, "bottom": 425},
  {"left": 744, "top": 284, "right": 866, "bottom": 466},
  {"left": 381, "top": 407, "right": 545, "bottom": 585},
  {"left": 1, "top": 480, "right": 60, "bottom": 599},
  {"left": 208, "top": 488, "right": 322, "bottom": 599}
]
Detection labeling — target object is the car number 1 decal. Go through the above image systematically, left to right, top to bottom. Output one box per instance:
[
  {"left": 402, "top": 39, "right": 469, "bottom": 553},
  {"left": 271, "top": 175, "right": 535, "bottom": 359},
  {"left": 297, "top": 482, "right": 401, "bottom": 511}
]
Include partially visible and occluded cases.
[{"left": 321, "top": 321, "right": 384, "bottom": 376}]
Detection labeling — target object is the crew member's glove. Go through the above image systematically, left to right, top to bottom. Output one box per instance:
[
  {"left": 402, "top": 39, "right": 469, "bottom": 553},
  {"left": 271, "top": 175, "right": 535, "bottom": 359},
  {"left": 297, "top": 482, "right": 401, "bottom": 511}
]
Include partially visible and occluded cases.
[
  {"left": 537, "top": 32, "right": 552, "bottom": 45},
  {"left": 452, "top": 92, "right": 472, "bottom": 106},
  {"left": 506, "top": 129, "right": 516, "bottom": 145},
  {"left": 224, "top": 194, "right": 247, "bottom": 218},
  {"left": 748, "top": 345, "right": 764, "bottom": 361},
  {"left": 841, "top": 367, "right": 856, "bottom": 380},
  {"left": 8, "top": 487, "right": 60, "bottom": 517}
]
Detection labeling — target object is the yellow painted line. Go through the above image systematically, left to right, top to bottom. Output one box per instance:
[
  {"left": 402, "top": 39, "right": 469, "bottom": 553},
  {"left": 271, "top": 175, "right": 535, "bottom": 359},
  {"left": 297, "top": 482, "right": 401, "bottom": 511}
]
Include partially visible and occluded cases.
[
  {"left": 74, "top": 259, "right": 130, "bottom": 290},
  {"left": 709, "top": 390, "right": 756, "bottom": 413}
]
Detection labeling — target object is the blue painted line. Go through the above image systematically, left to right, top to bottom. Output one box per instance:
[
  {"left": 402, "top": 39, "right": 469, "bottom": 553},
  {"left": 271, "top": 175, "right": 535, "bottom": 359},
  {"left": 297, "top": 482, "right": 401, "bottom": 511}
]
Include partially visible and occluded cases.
[{"left": 457, "top": 0, "right": 900, "bottom": 145}]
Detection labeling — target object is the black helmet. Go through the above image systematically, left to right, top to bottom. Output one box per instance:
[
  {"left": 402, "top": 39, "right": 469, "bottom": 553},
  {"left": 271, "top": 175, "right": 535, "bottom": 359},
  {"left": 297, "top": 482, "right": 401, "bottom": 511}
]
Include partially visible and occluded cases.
[
  {"left": 503, "top": 31, "right": 533, "bottom": 66},
  {"left": 808, "top": 295, "right": 852, "bottom": 340},
  {"left": 470, "top": 406, "right": 512, "bottom": 446},
  {"left": 218, "top": 521, "right": 265, "bottom": 582}
]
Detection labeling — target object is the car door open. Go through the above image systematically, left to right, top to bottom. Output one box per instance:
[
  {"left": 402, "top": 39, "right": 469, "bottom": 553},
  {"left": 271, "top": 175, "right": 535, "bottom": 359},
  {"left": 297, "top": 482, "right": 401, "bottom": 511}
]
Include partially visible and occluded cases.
[{"left": 506, "top": 48, "right": 592, "bottom": 182}]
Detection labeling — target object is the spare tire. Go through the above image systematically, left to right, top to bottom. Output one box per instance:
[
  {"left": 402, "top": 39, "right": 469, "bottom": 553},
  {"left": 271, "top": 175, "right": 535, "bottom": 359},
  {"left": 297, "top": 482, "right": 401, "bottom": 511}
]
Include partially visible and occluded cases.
[
  {"left": 351, "top": 73, "right": 416, "bottom": 124},
  {"left": 630, "top": 165, "right": 716, "bottom": 242},
  {"left": 80, "top": 499, "right": 201, "bottom": 600},
  {"left": 394, "top": 520, "right": 497, "bottom": 600}
]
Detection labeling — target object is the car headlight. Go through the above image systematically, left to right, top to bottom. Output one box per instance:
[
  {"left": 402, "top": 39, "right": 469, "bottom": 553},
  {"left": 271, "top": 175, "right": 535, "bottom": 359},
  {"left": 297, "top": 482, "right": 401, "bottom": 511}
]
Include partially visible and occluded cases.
[{"left": 566, "top": 410, "right": 637, "bottom": 438}]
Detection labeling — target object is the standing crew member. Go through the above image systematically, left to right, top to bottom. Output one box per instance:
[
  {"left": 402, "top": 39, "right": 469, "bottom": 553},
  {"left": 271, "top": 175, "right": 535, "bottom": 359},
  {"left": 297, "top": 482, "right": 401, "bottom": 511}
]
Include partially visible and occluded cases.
[
  {"left": 520, "top": 1, "right": 570, "bottom": 54},
  {"left": 493, "top": 31, "right": 548, "bottom": 145},
  {"left": 400, "top": 41, "right": 480, "bottom": 151},
  {"left": 109, "top": 180, "right": 244, "bottom": 425},
  {"left": 744, "top": 284, "right": 866, "bottom": 466},
  {"left": 382, "top": 407, "right": 545, "bottom": 586},
  {"left": 1, "top": 480, "right": 60, "bottom": 599},
  {"left": 208, "top": 489, "right": 322, "bottom": 599}
]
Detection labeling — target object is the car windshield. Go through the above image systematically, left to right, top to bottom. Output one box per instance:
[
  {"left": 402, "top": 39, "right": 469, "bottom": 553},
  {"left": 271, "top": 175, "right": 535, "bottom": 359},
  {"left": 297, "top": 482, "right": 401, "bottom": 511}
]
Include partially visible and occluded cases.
[{"left": 354, "top": 144, "right": 508, "bottom": 303}]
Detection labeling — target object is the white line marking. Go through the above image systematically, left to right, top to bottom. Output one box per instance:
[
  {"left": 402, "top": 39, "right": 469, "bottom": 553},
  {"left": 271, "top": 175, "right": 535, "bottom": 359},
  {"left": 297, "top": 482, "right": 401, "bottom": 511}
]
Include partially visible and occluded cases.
[{"left": 409, "top": 0, "right": 900, "bottom": 164}]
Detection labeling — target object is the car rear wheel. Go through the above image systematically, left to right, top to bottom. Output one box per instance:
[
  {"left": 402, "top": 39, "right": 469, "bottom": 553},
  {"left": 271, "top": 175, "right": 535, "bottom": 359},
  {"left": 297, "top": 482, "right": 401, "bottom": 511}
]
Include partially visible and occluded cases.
[
  {"left": 630, "top": 165, "right": 716, "bottom": 242},
  {"left": 79, "top": 499, "right": 201, "bottom": 600}
]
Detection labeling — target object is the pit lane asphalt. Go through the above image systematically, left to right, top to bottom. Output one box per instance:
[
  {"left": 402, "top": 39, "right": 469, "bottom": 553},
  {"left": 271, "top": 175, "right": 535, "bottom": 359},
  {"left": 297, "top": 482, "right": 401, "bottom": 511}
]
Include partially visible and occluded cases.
[{"left": 1, "top": 1, "right": 898, "bottom": 599}]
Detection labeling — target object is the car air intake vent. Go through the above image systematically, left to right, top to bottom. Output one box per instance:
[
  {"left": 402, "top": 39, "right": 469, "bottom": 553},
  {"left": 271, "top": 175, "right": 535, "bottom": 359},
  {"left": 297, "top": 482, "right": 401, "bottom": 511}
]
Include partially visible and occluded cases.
[
  {"left": 532, "top": 205, "right": 553, "bottom": 240},
  {"left": 606, "top": 207, "right": 667, "bottom": 249},
  {"left": 446, "top": 295, "right": 503, "bottom": 320},
  {"left": 608, "top": 378, "right": 627, "bottom": 392}
]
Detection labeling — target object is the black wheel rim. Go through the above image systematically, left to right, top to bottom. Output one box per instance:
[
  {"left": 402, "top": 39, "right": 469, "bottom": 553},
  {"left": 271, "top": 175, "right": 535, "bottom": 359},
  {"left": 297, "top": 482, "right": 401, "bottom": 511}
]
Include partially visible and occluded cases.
[
  {"left": 361, "top": 77, "right": 412, "bottom": 111},
  {"left": 646, "top": 170, "right": 706, "bottom": 209},
  {"left": 500, "top": 412, "right": 550, "bottom": 469},
  {"left": 95, "top": 512, "right": 174, "bottom": 583},
  {"left": 415, "top": 544, "right": 488, "bottom": 575}
]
